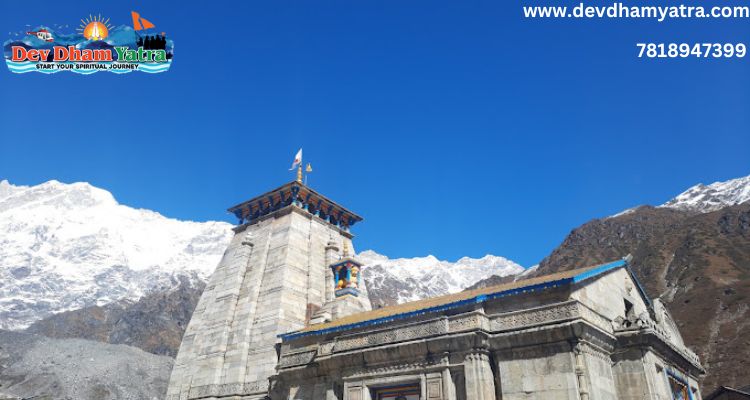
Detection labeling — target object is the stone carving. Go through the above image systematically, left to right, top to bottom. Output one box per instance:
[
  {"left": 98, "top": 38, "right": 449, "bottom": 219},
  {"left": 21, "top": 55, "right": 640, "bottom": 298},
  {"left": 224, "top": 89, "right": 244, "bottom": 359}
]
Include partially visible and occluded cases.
[
  {"left": 241, "top": 231, "right": 254, "bottom": 247},
  {"left": 283, "top": 300, "right": 640, "bottom": 370},
  {"left": 490, "top": 301, "right": 579, "bottom": 331},
  {"left": 614, "top": 312, "right": 701, "bottom": 365},
  {"left": 448, "top": 313, "right": 484, "bottom": 332},
  {"left": 335, "top": 319, "right": 448, "bottom": 352},
  {"left": 574, "top": 340, "right": 612, "bottom": 362},
  {"left": 319, "top": 341, "right": 335, "bottom": 355},
  {"left": 572, "top": 341, "right": 591, "bottom": 400},
  {"left": 278, "top": 350, "right": 317, "bottom": 368},
  {"left": 345, "top": 358, "right": 445, "bottom": 378},
  {"left": 426, "top": 378, "right": 443, "bottom": 399},
  {"left": 187, "top": 380, "right": 268, "bottom": 399}
]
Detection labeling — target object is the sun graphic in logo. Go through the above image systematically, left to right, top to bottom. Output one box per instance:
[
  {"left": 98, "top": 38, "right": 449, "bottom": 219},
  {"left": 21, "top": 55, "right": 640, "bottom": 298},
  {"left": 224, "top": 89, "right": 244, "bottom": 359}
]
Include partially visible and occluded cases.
[{"left": 77, "top": 14, "right": 113, "bottom": 41}]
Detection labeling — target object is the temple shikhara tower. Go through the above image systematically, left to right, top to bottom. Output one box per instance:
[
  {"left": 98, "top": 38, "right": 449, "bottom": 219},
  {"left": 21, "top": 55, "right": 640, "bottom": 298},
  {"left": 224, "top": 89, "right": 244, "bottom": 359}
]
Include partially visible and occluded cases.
[
  {"left": 169, "top": 167, "right": 704, "bottom": 400},
  {"left": 167, "top": 174, "right": 371, "bottom": 400}
]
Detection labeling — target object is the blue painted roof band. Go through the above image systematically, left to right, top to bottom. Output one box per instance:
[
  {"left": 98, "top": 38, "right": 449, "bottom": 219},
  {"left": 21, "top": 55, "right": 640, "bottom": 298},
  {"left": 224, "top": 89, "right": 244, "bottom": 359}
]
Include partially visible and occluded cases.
[
  {"left": 279, "top": 259, "right": 628, "bottom": 341},
  {"left": 571, "top": 259, "right": 626, "bottom": 283},
  {"left": 627, "top": 265, "right": 652, "bottom": 307}
]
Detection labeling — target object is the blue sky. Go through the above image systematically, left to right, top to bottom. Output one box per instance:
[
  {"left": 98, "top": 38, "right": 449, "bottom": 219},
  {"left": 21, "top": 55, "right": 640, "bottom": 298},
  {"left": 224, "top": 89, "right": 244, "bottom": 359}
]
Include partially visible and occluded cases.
[{"left": 1, "top": 1, "right": 748, "bottom": 267}]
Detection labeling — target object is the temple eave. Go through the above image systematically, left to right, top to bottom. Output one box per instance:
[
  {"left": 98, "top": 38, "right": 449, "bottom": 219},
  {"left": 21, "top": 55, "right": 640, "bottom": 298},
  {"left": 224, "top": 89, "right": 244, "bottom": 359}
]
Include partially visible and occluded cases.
[{"left": 226, "top": 181, "right": 362, "bottom": 228}]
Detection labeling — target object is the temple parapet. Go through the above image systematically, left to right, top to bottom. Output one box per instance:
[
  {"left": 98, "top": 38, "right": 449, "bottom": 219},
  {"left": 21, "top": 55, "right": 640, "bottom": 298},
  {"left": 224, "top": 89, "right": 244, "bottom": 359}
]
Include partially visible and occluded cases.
[{"left": 273, "top": 258, "right": 705, "bottom": 400}]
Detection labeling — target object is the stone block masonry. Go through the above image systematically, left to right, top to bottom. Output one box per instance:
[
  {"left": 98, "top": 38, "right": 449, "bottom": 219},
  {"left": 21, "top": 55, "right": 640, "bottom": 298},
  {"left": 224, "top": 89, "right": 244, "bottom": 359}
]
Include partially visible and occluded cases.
[{"left": 167, "top": 190, "right": 366, "bottom": 400}]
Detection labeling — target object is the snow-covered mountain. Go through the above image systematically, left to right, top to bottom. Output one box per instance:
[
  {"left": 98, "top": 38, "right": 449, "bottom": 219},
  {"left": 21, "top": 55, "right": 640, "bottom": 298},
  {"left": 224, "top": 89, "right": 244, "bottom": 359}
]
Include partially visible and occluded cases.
[
  {"left": 606, "top": 173, "right": 750, "bottom": 219},
  {"left": 7, "top": 174, "right": 747, "bottom": 332},
  {"left": 660, "top": 174, "right": 750, "bottom": 213},
  {"left": 0, "top": 179, "right": 526, "bottom": 331},
  {"left": 0, "top": 180, "right": 233, "bottom": 330},
  {"left": 359, "top": 250, "right": 524, "bottom": 307}
]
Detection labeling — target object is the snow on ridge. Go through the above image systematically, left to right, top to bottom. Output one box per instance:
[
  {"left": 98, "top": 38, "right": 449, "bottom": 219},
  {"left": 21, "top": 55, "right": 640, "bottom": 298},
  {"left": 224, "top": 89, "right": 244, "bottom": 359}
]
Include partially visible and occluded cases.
[
  {"left": 606, "top": 173, "right": 750, "bottom": 219},
  {"left": 659, "top": 174, "right": 750, "bottom": 213},
  {"left": 0, "top": 179, "right": 234, "bottom": 330},
  {"left": 0, "top": 179, "right": 25, "bottom": 199},
  {"left": 1, "top": 179, "right": 532, "bottom": 330},
  {"left": 607, "top": 207, "right": 638, "bottom": 219},
  {"left": 358, "top": 250, "right": 524, "bottom": 305},
  {"left": 514, "top": 264, "right": 538, "bottom": 281}
]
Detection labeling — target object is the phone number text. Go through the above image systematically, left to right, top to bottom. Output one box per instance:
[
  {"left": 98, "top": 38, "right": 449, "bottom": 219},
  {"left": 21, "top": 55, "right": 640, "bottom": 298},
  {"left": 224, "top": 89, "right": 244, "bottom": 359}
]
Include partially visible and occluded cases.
[{"left": 636, "top": 43, "right": 746, "bottom": 58}]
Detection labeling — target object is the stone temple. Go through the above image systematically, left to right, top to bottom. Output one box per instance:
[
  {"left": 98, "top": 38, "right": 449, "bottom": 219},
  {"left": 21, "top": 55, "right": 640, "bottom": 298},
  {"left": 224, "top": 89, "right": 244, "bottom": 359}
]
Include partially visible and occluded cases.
[{"left": 167, "top": 178, "right": 705, "bottom": 400}]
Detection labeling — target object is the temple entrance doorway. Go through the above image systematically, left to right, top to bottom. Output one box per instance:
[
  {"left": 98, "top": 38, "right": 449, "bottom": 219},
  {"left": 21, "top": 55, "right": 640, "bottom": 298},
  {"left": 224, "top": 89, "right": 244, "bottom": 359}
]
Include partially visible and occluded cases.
[{"left": 371, "top": 383, "right": 420, "bottom": 400}]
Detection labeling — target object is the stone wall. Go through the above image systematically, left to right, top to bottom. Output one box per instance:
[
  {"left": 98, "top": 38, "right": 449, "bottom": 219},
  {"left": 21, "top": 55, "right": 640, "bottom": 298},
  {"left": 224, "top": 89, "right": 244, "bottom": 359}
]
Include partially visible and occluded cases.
[
  {"left": 167, "top": 205, "right": 361, "bottom": 400},
  {"left": 274, "top": 269, "right": 704, "bottom": 400},
  {"left": 494, "top": 342, "right": 580, "bottom": 400}
]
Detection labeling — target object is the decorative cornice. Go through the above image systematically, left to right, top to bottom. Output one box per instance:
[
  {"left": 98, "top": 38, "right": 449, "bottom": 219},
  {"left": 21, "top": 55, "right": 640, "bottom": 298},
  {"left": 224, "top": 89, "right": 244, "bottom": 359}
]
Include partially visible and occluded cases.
[
  {"left": 227, "top": 181, "right": 362, "bottom": 229},
  {"left": 232, "top": 204, "right": 355, "bottom": 238},
  {"left": 280, "top": 259, "right": 628, "bottom": 341},
  {"left": 277, "top": 300, "right": 618, "bottom": 372},
  {"left": 614, "top": 317, "right": 704, "bottom": 373},
  {"left": 333, "top": 318, "right": 449, "bottom": 352},
  {"left": 342, "top": 357, "right": 449, "bottom": 379},
  {"left": 185, "top": 379, "right": 268, "bottom": 399}
]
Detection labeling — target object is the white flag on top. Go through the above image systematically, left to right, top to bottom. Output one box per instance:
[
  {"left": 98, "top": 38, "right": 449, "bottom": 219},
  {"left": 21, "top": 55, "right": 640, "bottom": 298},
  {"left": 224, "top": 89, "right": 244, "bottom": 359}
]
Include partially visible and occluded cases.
[{"left": 289, "top": 148, "right": 303, "bottom": 170}]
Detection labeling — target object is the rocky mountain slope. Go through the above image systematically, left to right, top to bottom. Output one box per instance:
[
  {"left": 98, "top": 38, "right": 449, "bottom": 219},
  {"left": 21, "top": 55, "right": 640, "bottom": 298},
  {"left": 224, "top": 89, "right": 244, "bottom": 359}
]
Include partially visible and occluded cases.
[
  {"left": 473, "top": 174, "right": 750, "bottom": 392},
  {"left": 0, "top": 180, "right": 233, "bottom": 330},
  {"left": 24, "top": 278, "right": 204, "bottom": 357},
  {"left": 0, "top": 330, "right": 173, "bottom": 400}
]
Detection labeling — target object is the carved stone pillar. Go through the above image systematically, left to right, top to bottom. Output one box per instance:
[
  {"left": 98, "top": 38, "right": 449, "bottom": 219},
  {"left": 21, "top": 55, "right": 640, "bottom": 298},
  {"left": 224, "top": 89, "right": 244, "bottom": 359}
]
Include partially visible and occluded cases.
[
  {"left": 572, "top": 342, "right": 590, "bottom": 400},
  {"left": 463, "top": 351, "right": 496, "bottom": 400},
  {"left": 442, "top": 368, "right": 457, "bottom": 400},
  {"left": 425, "top": 372, "right": 445, "bottom": 400},
  {"left": 310, "top": 378, "right": 342, "bottom": 400},
  {"left": 344, "top": 383, "right": 366, "bottom": 400}
]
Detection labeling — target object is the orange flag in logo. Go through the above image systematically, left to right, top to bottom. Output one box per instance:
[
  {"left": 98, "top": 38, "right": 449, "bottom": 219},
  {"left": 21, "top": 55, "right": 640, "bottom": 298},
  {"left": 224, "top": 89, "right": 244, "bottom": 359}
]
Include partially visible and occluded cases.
[{"left": 131, "top": 11, "right": 156, "bottom": 31}]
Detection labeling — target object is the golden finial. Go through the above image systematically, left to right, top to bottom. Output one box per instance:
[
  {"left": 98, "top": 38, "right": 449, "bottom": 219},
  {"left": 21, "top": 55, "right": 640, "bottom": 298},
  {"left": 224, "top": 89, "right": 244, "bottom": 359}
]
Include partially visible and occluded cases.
[{"left": 296, "top": 164, "right": 303, "bottom": 183}]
